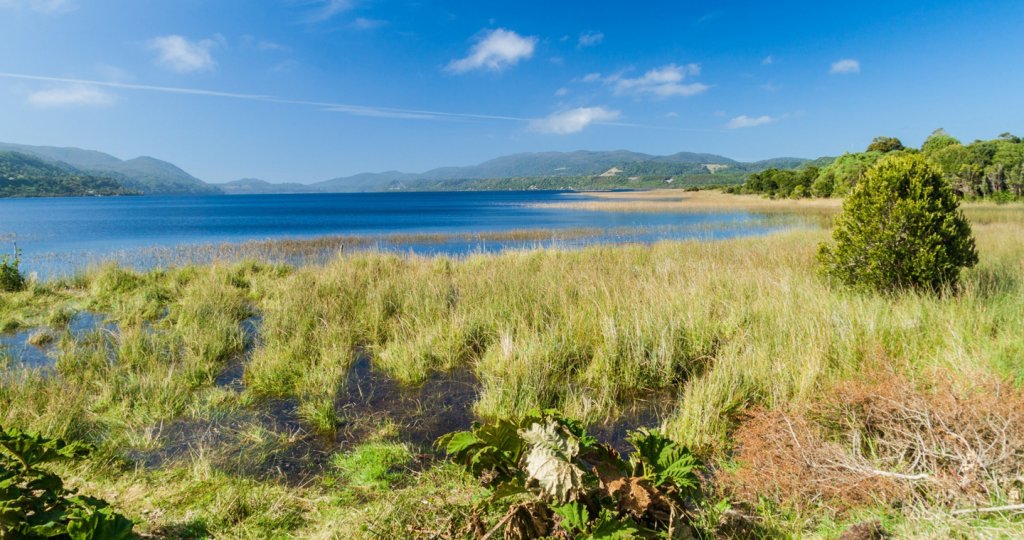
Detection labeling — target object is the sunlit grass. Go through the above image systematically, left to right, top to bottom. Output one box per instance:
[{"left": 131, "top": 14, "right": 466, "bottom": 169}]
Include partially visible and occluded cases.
[{"left": 0, "top": 195, "right": 1022, "bottom": 536}]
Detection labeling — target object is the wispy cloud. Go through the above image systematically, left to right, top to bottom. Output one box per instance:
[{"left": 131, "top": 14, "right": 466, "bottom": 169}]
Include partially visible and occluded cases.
[
  {"left": 0, "top": 0, "right": 75, "bottom": 14},
  {"left": 305, "top": 0, "right": 354, "bottom": 22},
  {"left": 350, "top": 17, "right": 386, "bottom": 30},
  {"left": 446, "top": 28, "right": 537, "bottom": 73},
  {"left": 577, "top": 31, "right": 604, "bottom": 48},
  {"left": 149, "top": 35, "right": 219, "bottom": 73},
  {"left": 241, "top": 35, "right": 288, "bottom": 52},
  {"left": 761, "top": 55, "right": 774, "bottom": 65},
  {"left": 830, "top": 58, "right": 860, "bottom": 74},
  {"left": 594, "top": 64, "right": 710, "bottom": 98},
  {"left": 27, "top": 84, "right": 114, "bottom": 107},
  {"left": 554, "top": 87, "right": 569, "bottom": 97},
  {"left": 530, "top": 106, "right": 620, "bottom": 134},
  {"left": 726, "top": 114, "right": 776, "bottom": 129}
]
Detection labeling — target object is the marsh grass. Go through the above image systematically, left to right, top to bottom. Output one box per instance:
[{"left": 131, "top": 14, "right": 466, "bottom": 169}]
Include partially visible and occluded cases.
[{"left": 0, "top": 196, "right": 1021, "bottom": 536}]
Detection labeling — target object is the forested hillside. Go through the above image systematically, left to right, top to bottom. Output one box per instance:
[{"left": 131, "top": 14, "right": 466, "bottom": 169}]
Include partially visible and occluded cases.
[
  {"left": 737, "top": 131, "right": 1024, "bottom": 200},
  {"left": 0, "top": 142, "right": 219, "bottom": 195},
  {"left": 0, "top": 151, "right": 138, "bottom": 198}
]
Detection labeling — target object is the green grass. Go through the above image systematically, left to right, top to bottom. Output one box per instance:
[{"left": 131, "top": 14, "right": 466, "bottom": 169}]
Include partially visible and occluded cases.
[
  {"left": 0, "top": 202, "right": 1022, "bottom": 537},
  {"left": 329, "top": 441, "right": 414, "bottom": 489}
]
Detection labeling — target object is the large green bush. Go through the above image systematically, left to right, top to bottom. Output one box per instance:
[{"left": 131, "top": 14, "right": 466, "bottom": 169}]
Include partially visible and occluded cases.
[{"left": 817, "top": 154, "right": 978, "bottom": 292}]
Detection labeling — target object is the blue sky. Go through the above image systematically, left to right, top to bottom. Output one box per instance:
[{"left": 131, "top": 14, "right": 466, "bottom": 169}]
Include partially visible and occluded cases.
[{"left": 1, "top": 0, "right": 1022, "bottom": 183}]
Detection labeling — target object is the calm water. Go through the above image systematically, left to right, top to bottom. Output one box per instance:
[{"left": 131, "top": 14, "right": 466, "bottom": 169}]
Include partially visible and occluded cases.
[{"left": 0, "top": 191, "right": 784, "bottom": 277}]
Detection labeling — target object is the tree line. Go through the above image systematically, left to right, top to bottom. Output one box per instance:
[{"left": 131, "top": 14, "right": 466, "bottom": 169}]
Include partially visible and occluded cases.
[{"left": 734, "top": 131, "right": 1024, "bottom": 201}]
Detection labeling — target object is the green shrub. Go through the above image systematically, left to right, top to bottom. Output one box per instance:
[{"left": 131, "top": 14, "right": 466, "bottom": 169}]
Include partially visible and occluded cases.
[
  {"left": 817, "top": 154, "right": 978, "bottom": 292},
  {"left": 0, "top": 246, "right": 25, "bottom": 292},
  {"left": 437, "top": 411, "right": 711, "bottom": 538},
  {"left": 0, "top": 426, "right": 134, "bottom": 539}
]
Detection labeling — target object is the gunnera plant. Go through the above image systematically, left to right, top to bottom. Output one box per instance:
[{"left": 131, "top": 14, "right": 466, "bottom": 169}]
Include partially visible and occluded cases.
[{"left": 817, "top": 154, "right": 978, "bottom": 293}]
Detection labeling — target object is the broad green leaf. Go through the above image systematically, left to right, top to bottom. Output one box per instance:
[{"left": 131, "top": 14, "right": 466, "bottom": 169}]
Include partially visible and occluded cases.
[
  {"left": 520, "top": 420, "right": 584, "bottom": 502},
  {"left": 552, "top": 501, "right": 589, "bottom": 533},
  {"left": 586, "top": 509, "right": 641, "bottom": 539}
]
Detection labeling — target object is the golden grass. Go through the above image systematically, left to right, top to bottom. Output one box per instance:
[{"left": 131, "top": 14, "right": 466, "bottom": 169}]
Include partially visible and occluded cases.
[
  {"left": 534, "top": 189, "right": 844, "bottom": 213},
  {"left": 538, "top": 189, "right": 1024, "bottom": 226},
  {"left": 1, "top": 192, "right": 1023, "bottom": 537}
]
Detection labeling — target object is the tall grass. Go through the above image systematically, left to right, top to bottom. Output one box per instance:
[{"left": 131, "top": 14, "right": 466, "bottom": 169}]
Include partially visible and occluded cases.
[
  {"left": 0, "top": 202, "right": 1021, "bottom": 536},
  {"left": 241, "top": 218, "right": 1024, "bottom": 450}
]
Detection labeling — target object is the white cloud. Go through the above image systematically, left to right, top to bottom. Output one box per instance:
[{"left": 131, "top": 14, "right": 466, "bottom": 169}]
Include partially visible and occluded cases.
[
  {"left": 0, "top": 0, "right": 74, "bottom": 14},
  {"left": 446, "top": 28, "right": 537, "bottom": 73},
  {"left": 578, "top": 31, "right": 604, "bottom": 47},
  {"left": 149, "top": 35, "right": 218, "bottom": 73},
  {"left": 761, "top": 55, "right": 774, "bottom": 65},
  {"left": 830, "top": 58, "right": 860, "bottom": 74},
  {"left": 607, "top": 64, "right": 709, "bottom": 98},
  {"left": 581, "top": 72, "right": 602, "bottom": 83},
  {"left": 27, "top": 84, "right": 114, "bottom": 107},
  {"left": 554, "top": 87, "right": 569, "bottom": 97},
  {"left": 530, "top": 106, "right": 620, "bottom": 134},
  {"left": 665, "top": 111, "right": 679, "bottom": 118},
  {"left": 726, "top": 114, "right": 775, "bottom": 129}
]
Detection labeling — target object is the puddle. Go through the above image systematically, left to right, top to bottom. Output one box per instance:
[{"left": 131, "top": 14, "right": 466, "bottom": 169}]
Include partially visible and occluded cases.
[
  {"left": 0, "top": 311, "right": 112, "bottom": 370},
  {"left": 68, "top": 311, "right": 117, "bottom": 339},
  {"left": 214, "top": 316, "right": 262, "bottom": 391},
  {"left": 0, "top": 328, "right": 56, "bottom": 369},
  {"left": 129, "top": 356, "right": 678, "bottom": 484},
  {"left": 335, "top": 356, "right": 479, "bottom": 449},
  {"left": 586, "top": 389, "right": 679, "bottom": 454},
  {"left": 129, "top": 399, "right": 331, "bottom": 485}
]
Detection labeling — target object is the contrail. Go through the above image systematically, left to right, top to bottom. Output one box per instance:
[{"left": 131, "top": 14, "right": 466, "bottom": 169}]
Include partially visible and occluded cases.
[
  {"left": 0, "top": 71, "right": 724, "bottom": 132},
  {"left": 0, "top": 71, "right": 528, "bottom": 122}
]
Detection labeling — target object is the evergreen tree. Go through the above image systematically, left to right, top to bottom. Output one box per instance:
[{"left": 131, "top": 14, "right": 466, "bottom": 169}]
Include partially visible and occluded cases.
[{"left": 817, "top": 154, "right": 978, "bottom": 292}]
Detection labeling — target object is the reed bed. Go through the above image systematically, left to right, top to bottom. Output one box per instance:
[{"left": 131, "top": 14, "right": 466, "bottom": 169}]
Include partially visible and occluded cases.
[{"left": 0, "top": 197, "right": 1022, "bottom": 537}]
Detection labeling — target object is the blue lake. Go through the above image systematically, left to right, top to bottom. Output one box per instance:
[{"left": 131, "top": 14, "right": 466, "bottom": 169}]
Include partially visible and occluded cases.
[{"left": 0, "top": 191, "right": 788, "bottom": 277}]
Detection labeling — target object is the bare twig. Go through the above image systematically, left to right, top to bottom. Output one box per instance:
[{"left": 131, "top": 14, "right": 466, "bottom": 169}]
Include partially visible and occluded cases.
[{"left": 950, "top": 503, "right": 1024, "bottom": 516}]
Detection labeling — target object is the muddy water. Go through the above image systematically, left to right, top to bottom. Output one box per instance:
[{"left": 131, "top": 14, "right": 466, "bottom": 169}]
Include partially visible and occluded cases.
[
  {"left": 130, "top": 316, "right": 674, "bottom": 482},
  {"left": 213, "top": 316, "right": 262, "bottom": 391},
  {"left": 137, "top": 322, "right": 479, "bottom": 483},
  {"left": 335, "top": 356, "right": 479, "bottom": 449},
  {"left": 587, "top": 389, "right": 679, "bottom": 454},
  {"left": 128, "top": 399, "right": 328, "bottom": 485}
]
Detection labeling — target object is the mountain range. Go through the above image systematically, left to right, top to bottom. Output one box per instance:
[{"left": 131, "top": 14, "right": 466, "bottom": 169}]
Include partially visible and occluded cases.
[{"left": 0, "top": 141, "right": 816, "bottom": 197}]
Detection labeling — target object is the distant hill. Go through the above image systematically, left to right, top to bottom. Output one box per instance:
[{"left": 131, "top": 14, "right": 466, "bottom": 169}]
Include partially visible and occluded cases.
[
  {"left": 0, "top": 141, "right": 822, "bottom": 196},
  {"left": 0, "top": 142, "right": 219, "bottom": 195},
  {"left": 308, "top": 149, "right": 796, "bottom": 193},
  {"left": 0, "top": 151, "right": 139, "bottom": 198},
  {"left": 314, "top": 171, "right": 419, "bottom": 192},
  {"left": 216, "top": 178, "right": 317, "bottom": 195}
]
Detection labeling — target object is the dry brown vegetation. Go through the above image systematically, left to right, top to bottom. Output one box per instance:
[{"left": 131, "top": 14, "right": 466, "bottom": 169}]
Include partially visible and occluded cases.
[{"left": 726, "top": 369, "right": 1024, "bottom": 515}]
